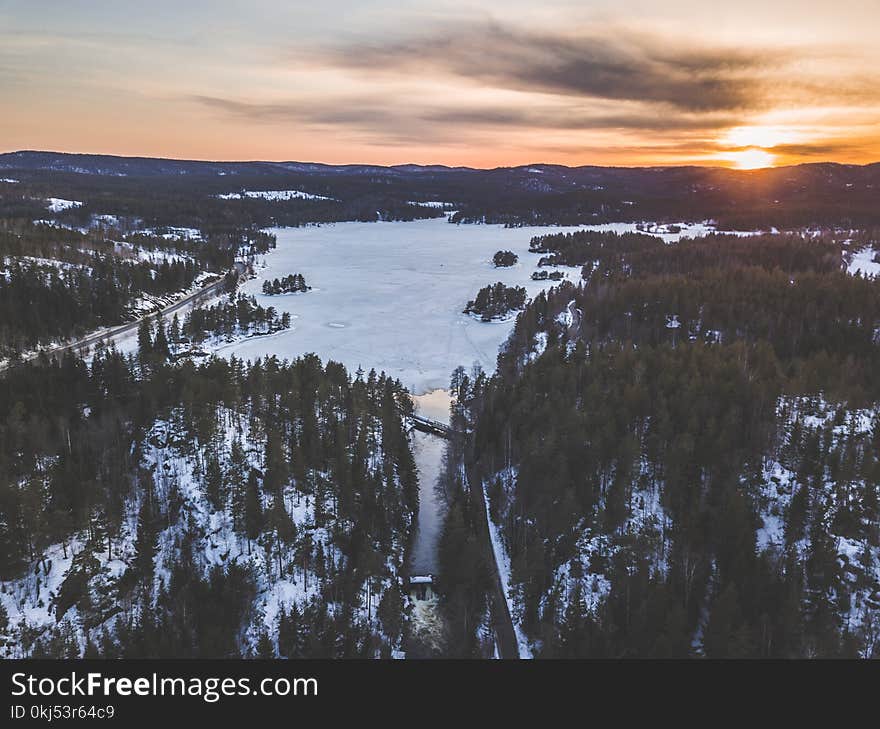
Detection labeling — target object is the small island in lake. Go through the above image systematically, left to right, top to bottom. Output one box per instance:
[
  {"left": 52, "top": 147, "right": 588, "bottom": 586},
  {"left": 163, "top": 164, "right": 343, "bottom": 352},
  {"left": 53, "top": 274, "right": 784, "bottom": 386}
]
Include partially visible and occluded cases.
[
  {"left": 493, "top": 250, "right": 518, "bottom": 267},
  {"left": 531, "top": 270, "right": 565, "bottom": 281},
  {"left": 262, "top": 273, "right": 311, "bottom": 295},
  {"left": 464, "top": 282, "right": 527, "bottom": 321}
]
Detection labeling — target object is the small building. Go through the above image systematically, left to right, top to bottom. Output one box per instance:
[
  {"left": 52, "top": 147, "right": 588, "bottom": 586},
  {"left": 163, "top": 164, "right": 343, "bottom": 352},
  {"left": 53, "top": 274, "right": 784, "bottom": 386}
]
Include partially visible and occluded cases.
[{"left": 408, "top": 575, "right": 436, "bottom": 602}]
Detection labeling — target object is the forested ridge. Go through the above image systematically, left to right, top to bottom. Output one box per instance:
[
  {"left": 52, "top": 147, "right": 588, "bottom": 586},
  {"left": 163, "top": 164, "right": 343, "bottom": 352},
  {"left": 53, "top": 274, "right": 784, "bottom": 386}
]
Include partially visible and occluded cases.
[
  {"left": 7, "top": 153, "right": 880, "bottom": 231},
  {"left": 0, "top": 168, "right": 443, "bottom": 234},
  {"left": 447, "top": 230, "right": 880, "bottom": 657},
  {"left": 0, "top": 347, "right": 418, "bottom": 658}
]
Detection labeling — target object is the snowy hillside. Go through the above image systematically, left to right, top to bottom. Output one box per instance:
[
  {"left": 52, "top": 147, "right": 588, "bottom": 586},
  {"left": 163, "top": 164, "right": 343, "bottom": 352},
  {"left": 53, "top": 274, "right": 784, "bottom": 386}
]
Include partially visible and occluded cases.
[{"left": 0, "top": 355, "right": 418, "bottom": 658}]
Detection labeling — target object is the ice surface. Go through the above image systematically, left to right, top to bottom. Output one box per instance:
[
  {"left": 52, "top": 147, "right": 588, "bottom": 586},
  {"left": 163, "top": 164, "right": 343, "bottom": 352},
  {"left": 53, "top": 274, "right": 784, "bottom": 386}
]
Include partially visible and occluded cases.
[{"left": 216, "top": 218, "right": 710, "bottom": 396}]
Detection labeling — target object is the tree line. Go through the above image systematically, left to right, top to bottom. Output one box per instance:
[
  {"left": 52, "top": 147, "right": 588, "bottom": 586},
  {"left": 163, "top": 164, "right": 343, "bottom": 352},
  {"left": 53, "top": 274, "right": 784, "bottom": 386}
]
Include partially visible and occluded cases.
[{"left": 262, "top": 274, "right": 310, "bottom": 295}]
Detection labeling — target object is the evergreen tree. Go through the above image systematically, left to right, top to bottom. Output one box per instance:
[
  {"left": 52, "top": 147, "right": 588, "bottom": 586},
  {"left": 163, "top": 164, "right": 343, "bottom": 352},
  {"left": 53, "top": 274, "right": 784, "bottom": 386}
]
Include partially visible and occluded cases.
[{"left": 244, "top": 469, "right": 263, "bottom": 551}]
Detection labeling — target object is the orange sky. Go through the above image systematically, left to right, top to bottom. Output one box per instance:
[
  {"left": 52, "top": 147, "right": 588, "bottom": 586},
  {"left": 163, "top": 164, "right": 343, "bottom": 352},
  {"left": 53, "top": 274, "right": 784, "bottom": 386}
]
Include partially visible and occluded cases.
[{"left": 2, "top": 1, "right": 879, "bottom": 168}]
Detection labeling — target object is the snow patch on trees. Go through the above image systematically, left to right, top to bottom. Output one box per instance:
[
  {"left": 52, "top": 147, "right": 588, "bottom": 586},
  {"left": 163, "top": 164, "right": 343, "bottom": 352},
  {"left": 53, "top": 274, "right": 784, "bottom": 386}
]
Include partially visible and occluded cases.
[
  {"left": 217, "top": 190, "right": 334, "bottom": 202},
  {"left": 45, "top": 198, "right": 83, "bottom": 213}
]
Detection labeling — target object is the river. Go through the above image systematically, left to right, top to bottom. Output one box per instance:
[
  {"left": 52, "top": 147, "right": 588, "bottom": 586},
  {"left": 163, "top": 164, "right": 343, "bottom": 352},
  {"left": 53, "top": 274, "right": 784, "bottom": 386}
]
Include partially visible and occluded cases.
[{"left": 409, "top": 389, "right": 452, "bottom": 576}]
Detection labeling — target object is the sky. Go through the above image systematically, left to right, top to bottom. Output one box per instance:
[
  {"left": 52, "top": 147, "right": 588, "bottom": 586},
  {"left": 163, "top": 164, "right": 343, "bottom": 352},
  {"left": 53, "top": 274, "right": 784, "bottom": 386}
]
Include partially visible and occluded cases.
[{"left": 2, "top": 0, "right": 879, "bottom": 168}]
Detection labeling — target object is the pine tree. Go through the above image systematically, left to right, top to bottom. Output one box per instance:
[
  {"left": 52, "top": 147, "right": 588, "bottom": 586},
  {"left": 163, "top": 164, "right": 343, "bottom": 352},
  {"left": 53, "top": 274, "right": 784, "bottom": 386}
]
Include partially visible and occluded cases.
[
  {"left": 169, "top": 313, "right": 181, "bottom": 346},
  {"left": 152, "top": 316, "right": 170, "bottom": 361},
  {"left": 136, "top": 318, "right": 153, "bottom": 362},
  {"left": 228, "top": 439, "right": 247, "bottom": 532},
  {"left": 204, "top": 454, "right": 224, "bottom": 511},
  {"left": 244, "top": 469, "right": 263, "bottom": 551},
  {"left": 133, "top": 489, "right": 158, "bottom": 585},
  {"left": 703, "top": 583, "right": 752, "bottom": 658},
  {"left": 278, "top": 604, "right": 303, "bottom": 658},
  {"left": 254, "top": 631, "right": 275, "bottom": 659}
]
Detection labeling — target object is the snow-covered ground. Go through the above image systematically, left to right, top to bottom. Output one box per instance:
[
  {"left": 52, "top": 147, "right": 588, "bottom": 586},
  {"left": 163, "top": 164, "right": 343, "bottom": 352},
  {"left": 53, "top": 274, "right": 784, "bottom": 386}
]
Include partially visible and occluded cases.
[
  {"left": 45, "top": 197, "right": 83, "bottom": 212},
  {"left": 216, "top": 218, "right": 710, "bottom": 396},
  {"left": 135, "top": 226, "right": 203, "bottom": 241},
  {"left": 113, "top": 241, "right": 192, "bottom": 265},
  {"left": 847, "top": 247, "right": 880, "bottom": 279},
  {"left": 1, "top": 255, "right": 86, "bottom": 276},
  {"left": 0, "top": 400, "right": 410, "bottom": 657}
]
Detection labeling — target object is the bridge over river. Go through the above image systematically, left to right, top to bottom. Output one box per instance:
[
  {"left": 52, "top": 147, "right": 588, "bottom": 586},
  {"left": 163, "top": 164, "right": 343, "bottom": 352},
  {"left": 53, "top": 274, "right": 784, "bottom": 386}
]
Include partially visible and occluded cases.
[{"left": 408, "top": 413, "right": 454, "bottom": 439}]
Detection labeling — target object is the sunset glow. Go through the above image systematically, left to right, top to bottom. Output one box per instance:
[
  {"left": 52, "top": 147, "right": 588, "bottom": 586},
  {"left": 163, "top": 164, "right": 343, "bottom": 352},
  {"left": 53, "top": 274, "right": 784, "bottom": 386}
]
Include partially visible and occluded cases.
[
  {"left": 1, "top": 1, "right": 878, "bottom": 167},
  {"left": 723, "top": 126, "right": 798, "bottom": 149},
  {"left": 726, "top": 148, "right": 777, "bottom": 170}
]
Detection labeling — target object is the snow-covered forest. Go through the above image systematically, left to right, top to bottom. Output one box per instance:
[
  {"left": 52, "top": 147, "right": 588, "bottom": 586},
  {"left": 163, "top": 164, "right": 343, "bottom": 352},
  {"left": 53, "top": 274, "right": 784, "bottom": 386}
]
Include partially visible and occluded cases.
[
  {"left": 443, "top": 229, "right": 880, "bottom": 658},
  {"left": 0, "top": 347, "right": 418, "bottom": 658}
]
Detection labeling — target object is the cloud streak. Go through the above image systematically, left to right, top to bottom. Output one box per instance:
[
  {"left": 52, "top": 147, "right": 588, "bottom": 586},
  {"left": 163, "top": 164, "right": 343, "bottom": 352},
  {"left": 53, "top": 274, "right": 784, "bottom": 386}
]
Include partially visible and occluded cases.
[
  {"left": 310, "top": 23, "right": 785, "bottom": 113},
  {"left": 195, "top": 94, "right": 740, "bottom": 134}
]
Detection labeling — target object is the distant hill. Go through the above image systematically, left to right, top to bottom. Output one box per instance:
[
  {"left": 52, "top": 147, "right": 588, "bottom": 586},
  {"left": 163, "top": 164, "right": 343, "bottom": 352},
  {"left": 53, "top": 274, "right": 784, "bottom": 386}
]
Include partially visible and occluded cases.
[
  {"left": 0, "top": 150, "right": 467, "bottom": 178},
  {"left": 3, "top": 150, "right": 879, "bottom": 228}
]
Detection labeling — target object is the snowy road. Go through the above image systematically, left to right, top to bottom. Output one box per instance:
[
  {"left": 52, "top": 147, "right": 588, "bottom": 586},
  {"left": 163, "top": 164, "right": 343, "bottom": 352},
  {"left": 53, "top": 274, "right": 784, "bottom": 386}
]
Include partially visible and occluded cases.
[{"left": 1, "top": 262, "right": 247, "bottom": 371}]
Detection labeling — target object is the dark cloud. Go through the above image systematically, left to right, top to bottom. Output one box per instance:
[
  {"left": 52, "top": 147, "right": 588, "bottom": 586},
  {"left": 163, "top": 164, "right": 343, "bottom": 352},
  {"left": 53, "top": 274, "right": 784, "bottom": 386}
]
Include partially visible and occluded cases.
[
  {"left": 311, "top": 22, "right": 786, "bottom": 113},
  {"left": 193, "top": 94, "right": 739, "bottom": 139},
  {"left": 193, "top": 95, "right": 462, "bottom": 145},
  {"left": 195, "top": 95, "right": 395, "bottom": 127},
  {"left": 422, "top": 107, "right": 739, "bottom": 132},
  {"left": 770, "top": 141, "right": 869, "bottom": 158}
]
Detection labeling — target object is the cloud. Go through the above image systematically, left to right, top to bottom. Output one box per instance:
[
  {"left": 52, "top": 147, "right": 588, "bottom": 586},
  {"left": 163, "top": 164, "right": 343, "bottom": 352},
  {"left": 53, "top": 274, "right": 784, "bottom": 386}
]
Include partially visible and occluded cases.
[
  {"left": 309, "top": 22, "right": 785, "bottom": 113},
  {"left": 193, "top": 94, "right": 739, "bottom": 140},
  {"left": 193, "top": 95, "right": 467, "bottom": 145},
  {"left": 421, "top": 107, "right": 739, "bottom": 132},
  {"left": 770, "top": 141, "right": 875, "bottom": 159}
]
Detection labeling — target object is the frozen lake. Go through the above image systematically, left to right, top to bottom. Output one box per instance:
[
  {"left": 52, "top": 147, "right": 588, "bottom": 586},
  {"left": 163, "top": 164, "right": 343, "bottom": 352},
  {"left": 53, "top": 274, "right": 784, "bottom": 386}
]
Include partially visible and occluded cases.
[{"left": 216, "top": 216, "right": 712, "bottom": 395}]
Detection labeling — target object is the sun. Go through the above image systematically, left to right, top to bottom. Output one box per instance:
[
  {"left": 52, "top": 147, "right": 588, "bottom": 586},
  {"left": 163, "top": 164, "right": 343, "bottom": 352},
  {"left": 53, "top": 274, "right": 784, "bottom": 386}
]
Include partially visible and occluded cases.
[
  {"left": 716, "top": 124, "right": 803, "bottom": 169},
  {"left": 721, "top": 126, "right": 797, "bottom": 149},
  {"left": 727, "top": 148, "right": 776, "bottom": 170}
]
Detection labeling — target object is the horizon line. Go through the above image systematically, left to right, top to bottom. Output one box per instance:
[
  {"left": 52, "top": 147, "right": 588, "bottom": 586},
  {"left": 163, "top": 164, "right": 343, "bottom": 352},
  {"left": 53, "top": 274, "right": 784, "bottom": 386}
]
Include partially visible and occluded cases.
[{"left": 3, "top": 149, "right": 879, "bottom": 173}]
